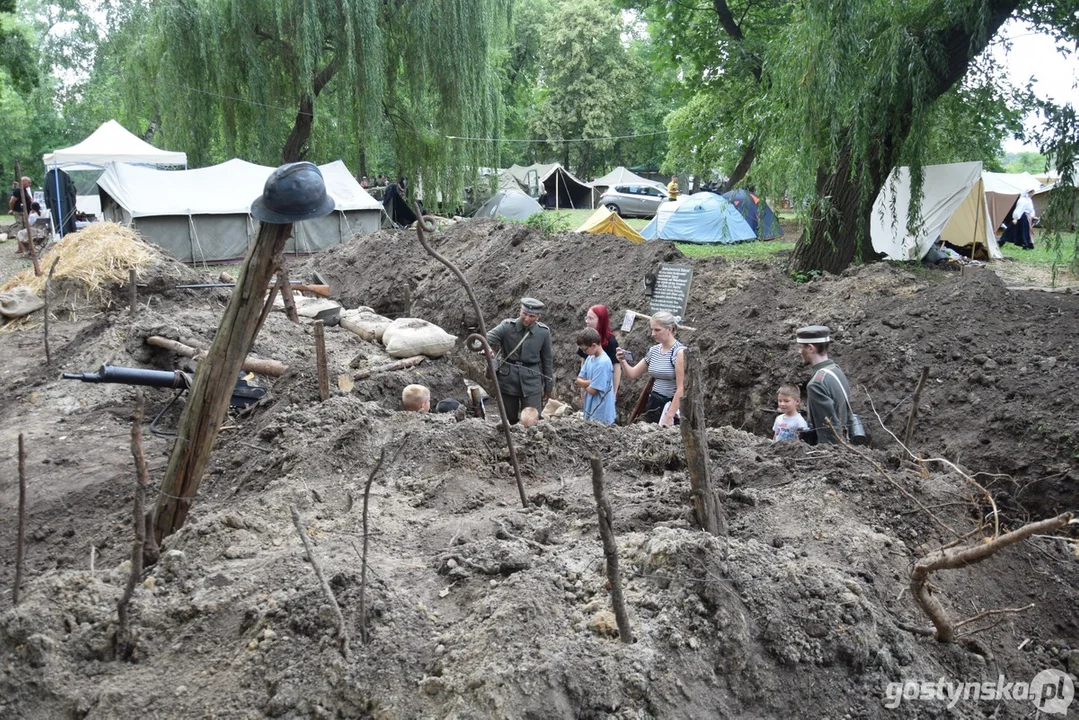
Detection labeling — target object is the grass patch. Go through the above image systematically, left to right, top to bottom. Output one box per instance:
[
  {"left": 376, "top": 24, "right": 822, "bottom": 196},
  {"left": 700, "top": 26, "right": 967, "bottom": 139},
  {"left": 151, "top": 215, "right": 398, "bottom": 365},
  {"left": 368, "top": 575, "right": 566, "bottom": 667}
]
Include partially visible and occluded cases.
[
  {"left": 997, "top": 232, "right": 1079, "bottom": 266},
  {"left": 675, "top": 239, "right": 796, "bottom": 259}
]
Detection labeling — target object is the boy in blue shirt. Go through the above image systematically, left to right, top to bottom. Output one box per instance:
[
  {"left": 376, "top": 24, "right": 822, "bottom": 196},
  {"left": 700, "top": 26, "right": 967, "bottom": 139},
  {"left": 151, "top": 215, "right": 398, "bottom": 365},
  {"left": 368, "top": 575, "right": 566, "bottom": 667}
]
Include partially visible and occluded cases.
[{"left": 575, "top": 328, "right": 616, "bottom": 425}]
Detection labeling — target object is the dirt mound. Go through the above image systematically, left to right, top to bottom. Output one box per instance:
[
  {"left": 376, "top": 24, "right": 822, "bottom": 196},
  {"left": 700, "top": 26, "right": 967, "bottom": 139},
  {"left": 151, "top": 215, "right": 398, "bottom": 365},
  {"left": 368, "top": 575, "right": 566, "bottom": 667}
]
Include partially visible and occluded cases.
[{"left": 0, "top": 220, "right": 1076, "bottom": 719}]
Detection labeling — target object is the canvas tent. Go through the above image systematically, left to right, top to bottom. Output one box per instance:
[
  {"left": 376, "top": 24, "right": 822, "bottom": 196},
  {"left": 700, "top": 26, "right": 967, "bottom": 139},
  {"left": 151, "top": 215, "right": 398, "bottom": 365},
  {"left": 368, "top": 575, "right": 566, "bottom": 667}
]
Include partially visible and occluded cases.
[
  {"left": 43, "top": 120, "right": 188, "bottom": 233},
  {"left": 97, "top": 159, "right": 380, "bottom": 263},
  {"left": 871, "top": 161, "right": 1002, "bottom": 261},
  {"left": 504, "top": 162, "right": 594, "bottom": 209},
  {"left": 592, "top": 166, "right": 665, "bottom": 195},
  {"left": 981, "top": 171, "right": 1043, "bottom": 230},
  {"left": 474, "top": 190, "right": 543, "bottom": 222},
  {"left": 639, "top": 193, "right": 755, "bottom": 244},
  {"left": 576, "top": 207, "right": 645, "bottom": 243}
]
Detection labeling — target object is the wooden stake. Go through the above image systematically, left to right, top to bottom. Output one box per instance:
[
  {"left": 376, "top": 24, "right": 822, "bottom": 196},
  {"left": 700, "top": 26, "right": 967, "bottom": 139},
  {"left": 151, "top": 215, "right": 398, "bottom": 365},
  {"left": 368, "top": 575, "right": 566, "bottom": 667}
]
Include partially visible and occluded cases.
[
  {"left": 153, "top": 222, "right": 292, "bottom": 542},
  {"left": 44, "top": 257, "right": 59, "bottom": 368},
  {"left": 276, "top": 263, "right": 300, "bottom": 324},
  {"left": 129, "top": 268, "right": 138, "bottom": 316},
  {"left": 403, "top": 283, "right": 411, "bottom": 318},
  {"left": 314, "top": 320, "right": 330, "bottom": 401},
  {"left": 145, "top": 336, "right": 288, "bottom": 377},
  {"left": 678, "top": 349, "right": 726, "bottom": 536},
  {"left": 903, "top": 366, "right": 930, "bottom": 449},
  {"left": 117, "top": 391, "right": 150, "bottom": 659},
  {"left": 13, "top": 433, "right": 27, "bottom": 606},
  {"left": 590, "top": 455, "right": 633, "bottom": 643},
  {"left": 290, "top": 505, "right": 351, "bottom": 658}
]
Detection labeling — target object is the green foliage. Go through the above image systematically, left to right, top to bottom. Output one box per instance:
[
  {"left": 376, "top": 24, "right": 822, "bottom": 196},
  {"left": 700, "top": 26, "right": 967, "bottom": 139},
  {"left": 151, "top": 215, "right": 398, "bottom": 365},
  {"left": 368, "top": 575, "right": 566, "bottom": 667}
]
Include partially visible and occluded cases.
[
  {"left": 121, "top": 0, "right": 509, "bottom": 208},
  {"left": 530, "top": 0, "right": 638, "bottom": 177},
  {"left": 1002, "top": 151, "right": 1048, "bottom": 174},
  {"left": 523, "top": 211, "right": 572, "bottom": 235}
]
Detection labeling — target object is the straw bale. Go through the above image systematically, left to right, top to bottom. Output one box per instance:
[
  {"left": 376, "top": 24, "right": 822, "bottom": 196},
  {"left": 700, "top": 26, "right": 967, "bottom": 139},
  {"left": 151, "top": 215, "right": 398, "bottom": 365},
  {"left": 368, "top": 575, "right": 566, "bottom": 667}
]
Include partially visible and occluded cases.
[{"left": 1, "top": 223, "right": 187, "bottom": 312}]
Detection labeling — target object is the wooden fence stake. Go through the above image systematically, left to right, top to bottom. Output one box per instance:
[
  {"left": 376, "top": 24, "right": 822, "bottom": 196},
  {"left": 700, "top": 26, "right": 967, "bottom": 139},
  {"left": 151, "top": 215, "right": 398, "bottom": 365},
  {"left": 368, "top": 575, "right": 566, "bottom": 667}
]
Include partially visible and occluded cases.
[
  {"left": 153, "top": 221, "right": 292, "bottom": 542},
  {"left": 44, "top": 257, "right": 59, "bottom": 368},
  {"left": 276, "top": 262, "right": 300, "bottom": 324},
  {"left": 129, "top": 268, "right": 138, "bottom": 316},
  {"left": 314, "top": 320, "right": 329, "bottom": 401},
  {"left": 678, "top": 348, "right": 726, "bottom": 535},
  {"left": 903, "top": 366, "right": 930, "bottom": 448},
  {"left": 117, "top": 391, "right": 150, "bottom": 659},
  {"left": 13, "top": 433, "right": 27, "bottom": 606},
  {"left": 590, "top": 455, "right": 633, "bottom": 643}
]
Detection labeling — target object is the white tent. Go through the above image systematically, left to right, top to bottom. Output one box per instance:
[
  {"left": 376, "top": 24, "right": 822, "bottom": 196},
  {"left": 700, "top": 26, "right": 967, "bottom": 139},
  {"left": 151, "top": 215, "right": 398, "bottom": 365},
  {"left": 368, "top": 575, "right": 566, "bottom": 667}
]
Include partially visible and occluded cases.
[
  {"left": 43, "top": 120, "right": 188, "bottom": 224},
  {"left": 43, "top": 120, "right": 187, "bottom": 169},
  {"left": 97, "top": 159, "right": 381, "bottom": 263},
  {"left": 871, "top": 161, "right": 1002, "bottom": 261},
  {"left": 592, "top": 166, "right": 665, "bottom": 194},
  {"left": 982, "top": 171, "right": 1043, "bottom": 231}
]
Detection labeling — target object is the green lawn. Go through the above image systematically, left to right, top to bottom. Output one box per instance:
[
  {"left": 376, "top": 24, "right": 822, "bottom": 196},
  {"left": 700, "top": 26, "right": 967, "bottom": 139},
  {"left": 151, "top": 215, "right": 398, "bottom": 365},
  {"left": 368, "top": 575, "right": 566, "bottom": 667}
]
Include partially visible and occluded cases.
[{"left": 997, "top": 231, "right": 1079, "bottom": 265}]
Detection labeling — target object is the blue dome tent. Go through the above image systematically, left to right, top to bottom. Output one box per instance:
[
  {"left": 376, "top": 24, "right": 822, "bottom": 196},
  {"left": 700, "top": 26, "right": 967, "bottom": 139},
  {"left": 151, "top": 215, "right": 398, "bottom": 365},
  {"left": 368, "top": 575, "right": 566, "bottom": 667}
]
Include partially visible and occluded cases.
[
  {"left": 722, "top": 189, "right": 782, "bottom": 239},
  {"left": 639, "top": 193, "right": 755, "bottom": 244}
]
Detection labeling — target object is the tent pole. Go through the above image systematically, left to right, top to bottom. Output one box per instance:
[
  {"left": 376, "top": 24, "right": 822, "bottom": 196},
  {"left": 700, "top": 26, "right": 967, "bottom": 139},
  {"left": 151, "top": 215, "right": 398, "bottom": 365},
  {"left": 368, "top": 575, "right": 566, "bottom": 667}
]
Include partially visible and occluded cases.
[{"left": 53, "top": 164, "right": 64, "bottom": 240}]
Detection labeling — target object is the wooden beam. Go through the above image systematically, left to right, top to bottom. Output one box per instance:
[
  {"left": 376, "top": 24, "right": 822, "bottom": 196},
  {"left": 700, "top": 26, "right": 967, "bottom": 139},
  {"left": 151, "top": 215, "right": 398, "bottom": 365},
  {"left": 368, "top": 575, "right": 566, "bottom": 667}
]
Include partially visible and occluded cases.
[{"left": 678, "top": 348, "right": 726, "bottom": 535}]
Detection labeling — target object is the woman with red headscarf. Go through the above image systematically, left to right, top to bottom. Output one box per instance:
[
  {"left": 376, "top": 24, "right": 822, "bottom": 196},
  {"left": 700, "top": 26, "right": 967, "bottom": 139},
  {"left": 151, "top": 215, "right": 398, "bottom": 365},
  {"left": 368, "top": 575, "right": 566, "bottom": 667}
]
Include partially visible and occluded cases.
[{"left": 577, "top": 304, "right": 621, "bottom": 401}]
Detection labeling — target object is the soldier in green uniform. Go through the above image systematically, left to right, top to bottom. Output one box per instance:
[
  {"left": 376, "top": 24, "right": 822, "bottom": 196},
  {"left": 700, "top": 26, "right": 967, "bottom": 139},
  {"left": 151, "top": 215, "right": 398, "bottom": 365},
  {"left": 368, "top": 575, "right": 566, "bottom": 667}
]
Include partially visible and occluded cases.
[
  {"left": 486, "top": 297, "right": 554, "bottom": 424},
  {"left": 796, "top": 324, "right": 852, "bottom": 445}
]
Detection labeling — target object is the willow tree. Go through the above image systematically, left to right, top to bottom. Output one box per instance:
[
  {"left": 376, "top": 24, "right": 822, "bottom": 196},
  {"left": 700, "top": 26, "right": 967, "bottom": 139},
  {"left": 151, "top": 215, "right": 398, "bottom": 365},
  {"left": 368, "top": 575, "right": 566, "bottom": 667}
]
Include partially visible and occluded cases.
[{"left": 125, "top": 0, "right": 508, "bottom": 204}]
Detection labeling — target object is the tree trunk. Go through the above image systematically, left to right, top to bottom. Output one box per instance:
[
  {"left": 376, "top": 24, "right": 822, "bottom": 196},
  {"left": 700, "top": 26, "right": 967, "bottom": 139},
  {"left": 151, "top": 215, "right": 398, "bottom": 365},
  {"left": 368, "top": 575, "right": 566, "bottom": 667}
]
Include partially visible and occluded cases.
[
  {"left": 790, "top": 0, "right": 1019, "bottom": 275},
  {"left": 281, "top": 58, "right": 340, "bottom": 163},
  {"left": 718, "top": 142, "right": 756, "bottom": 193},
  {"left": 788, "top": 146, "right": 887, "bottom": 274}
]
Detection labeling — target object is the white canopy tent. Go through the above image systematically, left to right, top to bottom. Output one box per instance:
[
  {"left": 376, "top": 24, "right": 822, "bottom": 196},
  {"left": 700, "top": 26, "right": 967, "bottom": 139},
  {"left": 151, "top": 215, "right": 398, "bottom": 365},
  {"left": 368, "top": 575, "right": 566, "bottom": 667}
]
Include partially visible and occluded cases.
[
  {"left": 43, "top": 120, "right": 188, "bottom": 230},
  {"left": 97, "top": 159, "right": 381, "bottom": 263},
  {"left": 871, "top": 161, "right": 1002, "bottom": 261},
  {"left": 592, "top": 166, "right": 666, "bottom": 194},
  {"left": 981, "top": 171, "right": 1044, "bottom": 231}
]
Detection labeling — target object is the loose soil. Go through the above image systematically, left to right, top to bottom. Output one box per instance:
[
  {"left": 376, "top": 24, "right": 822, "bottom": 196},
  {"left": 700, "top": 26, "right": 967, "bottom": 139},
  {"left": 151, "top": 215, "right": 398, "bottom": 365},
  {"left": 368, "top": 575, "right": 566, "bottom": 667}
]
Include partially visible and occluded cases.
[{"left": 1, "top": 219, "right": 1077, "bottom": 719}]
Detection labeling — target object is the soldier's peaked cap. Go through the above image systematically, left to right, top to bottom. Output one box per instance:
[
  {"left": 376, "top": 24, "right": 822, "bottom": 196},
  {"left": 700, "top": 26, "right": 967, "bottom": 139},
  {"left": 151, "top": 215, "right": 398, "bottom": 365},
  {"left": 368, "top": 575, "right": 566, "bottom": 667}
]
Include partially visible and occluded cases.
[
  {"left": 520, "top": 297, "right": 545, "bottom": 313},
  {"left": 796, "top": 325, "right": 831, "bottom": 344}
]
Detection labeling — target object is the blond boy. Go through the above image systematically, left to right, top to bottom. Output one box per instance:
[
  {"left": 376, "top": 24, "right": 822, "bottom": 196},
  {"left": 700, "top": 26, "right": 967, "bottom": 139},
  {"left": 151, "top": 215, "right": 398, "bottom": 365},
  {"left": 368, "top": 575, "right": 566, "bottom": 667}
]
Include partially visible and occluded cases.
[
  {"left": 773, "top": 383, "right": 808, "bottom": 441},
  {"left": 402, "top": 384, "right": 431, "bottom": 412},
  {"left": 519, "top": 406, "right": 540, "bottom": 427}
]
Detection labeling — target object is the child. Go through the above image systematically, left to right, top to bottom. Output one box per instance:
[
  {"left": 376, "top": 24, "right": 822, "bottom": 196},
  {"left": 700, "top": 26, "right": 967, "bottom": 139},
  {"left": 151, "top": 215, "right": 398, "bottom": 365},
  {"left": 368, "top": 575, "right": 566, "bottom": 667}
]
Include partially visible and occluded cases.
[
  {"left": 575, "top": 328, "right": 615, "bottom": 425},
  {"left": 773, "top": 383, "right": 808, "bottom": 441},
  {"left": 402, "top": 384, "right": 431, "bottom": 412},
  {"left": 519, "top": 406, "right": 540, "bottom": 427}
]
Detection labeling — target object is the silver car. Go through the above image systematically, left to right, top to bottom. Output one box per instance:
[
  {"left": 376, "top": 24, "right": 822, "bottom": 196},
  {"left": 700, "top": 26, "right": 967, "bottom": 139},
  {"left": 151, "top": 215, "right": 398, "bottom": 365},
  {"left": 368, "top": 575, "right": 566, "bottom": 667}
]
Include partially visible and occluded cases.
[{"left": 599, "top": 184, "right": 668, "bottom": 218}]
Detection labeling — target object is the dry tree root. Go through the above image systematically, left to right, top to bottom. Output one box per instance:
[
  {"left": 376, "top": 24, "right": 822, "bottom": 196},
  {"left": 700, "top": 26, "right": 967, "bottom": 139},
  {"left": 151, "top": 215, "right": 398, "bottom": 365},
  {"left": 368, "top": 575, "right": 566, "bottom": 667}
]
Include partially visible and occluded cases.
[
  {"left": 412, "top": 205, "right": 527, "bottom": 508},
  {"left": 13, "top": 433, "right": 27, "bottom": 607},
  {"left": 290, "top": 505, "right": 351, "bottom": 659},
  {"left": 909, "top": 513, "right": 1072, "bottom": 642}
]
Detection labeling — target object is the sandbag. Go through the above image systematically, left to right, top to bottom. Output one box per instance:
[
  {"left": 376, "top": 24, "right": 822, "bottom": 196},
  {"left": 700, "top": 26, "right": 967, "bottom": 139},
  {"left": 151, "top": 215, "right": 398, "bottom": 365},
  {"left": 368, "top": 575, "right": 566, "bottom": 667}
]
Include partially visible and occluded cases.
[
  {"left": 0, "top": 286, "right": 45, "bottom": 319},
  {"left": 340, "top": 308, "right": 393, "bottom": 343},
  {"left": 382, "top": 317, "right": 457, "bottom": 359}
]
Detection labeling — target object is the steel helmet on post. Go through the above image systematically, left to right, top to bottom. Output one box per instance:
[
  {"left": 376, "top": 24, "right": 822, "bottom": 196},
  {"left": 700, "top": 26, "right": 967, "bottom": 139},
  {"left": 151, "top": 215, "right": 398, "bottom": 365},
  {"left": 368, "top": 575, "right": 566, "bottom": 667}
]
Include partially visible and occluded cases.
[{"left": 251, "top": 161, "right": 336, "bottom": 224}]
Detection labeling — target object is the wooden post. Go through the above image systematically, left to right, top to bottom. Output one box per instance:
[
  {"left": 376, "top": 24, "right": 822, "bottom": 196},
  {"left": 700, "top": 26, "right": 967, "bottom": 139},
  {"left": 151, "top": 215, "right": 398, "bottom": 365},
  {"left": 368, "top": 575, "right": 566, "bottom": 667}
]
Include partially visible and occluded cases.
[
  {"left": 14, "top": 161, "right": 40, "bottom": 277},
  {"left": 153, "top": 222, "right": 293, "bottom": 542},
  {"left": 44, "top": 257, "right": 59, "bottom": 368},
  {"left": 276, "top": 263, "right": 300, "bottom": 324},
  {"left": 129, "top": 268, "right": 138, "bottom": 316},
  {"left": 403, "top": 283, "right": 411, "bottom": 318},
  {"left": 314, "top": 320, "right": 329, "bottom": 401},
  {"left": 678, "top": 349, "right": 726, "bottom": 536},
  {"left": 903, "top": 366, "right": 930, "bottom": 449},
  {"left": 117, "top": 391, "right": 150, "bottom": 658},
  {"left": 13, "top": 433, "right": 27, "bottom": 606},
  {"left": 590, "top": 455, "right": 633, "bottom": 643}
]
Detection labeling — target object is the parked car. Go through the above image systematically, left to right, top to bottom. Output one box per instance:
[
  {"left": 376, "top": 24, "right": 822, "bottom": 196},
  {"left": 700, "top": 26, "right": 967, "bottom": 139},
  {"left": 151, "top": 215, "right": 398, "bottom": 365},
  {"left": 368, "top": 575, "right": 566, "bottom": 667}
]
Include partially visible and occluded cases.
[{"left": 599, "top": 184, "right": 668, "bottom": 218}]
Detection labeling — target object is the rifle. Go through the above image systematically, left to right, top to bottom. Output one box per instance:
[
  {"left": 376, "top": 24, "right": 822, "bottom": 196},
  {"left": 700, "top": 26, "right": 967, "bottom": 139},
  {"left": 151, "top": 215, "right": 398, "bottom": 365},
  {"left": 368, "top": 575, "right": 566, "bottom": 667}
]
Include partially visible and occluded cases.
[
  {"left": 175, "top": 283, "right": 331, "bottom": 297},
  {"left": 63, "top": 365, "right": 266, "bottom": 409}
]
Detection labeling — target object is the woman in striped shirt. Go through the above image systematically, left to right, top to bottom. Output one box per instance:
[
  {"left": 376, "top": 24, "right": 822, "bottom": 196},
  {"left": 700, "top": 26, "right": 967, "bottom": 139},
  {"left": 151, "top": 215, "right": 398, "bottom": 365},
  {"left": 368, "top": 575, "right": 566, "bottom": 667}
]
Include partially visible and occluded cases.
[{"left": 616, "top": 311, "right": 684, "bottom": 426}]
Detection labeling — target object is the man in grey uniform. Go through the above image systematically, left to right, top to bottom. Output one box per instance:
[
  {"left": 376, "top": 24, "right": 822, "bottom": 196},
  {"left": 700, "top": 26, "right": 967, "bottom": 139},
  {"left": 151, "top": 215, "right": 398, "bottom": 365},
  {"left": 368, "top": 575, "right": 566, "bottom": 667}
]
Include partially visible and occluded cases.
[
  {"left": 487, "top": 297, "right": 554, "bottom": 424},
  {"left": 796, "top": 324, "right": 852, "bottom": 445}
]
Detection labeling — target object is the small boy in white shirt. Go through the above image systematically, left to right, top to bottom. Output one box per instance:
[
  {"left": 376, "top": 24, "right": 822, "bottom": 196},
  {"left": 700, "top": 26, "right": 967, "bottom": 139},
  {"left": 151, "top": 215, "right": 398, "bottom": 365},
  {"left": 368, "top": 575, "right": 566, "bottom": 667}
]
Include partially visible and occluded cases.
[{"left": 773, "top": 383, "right": 809, "bottom": 441}]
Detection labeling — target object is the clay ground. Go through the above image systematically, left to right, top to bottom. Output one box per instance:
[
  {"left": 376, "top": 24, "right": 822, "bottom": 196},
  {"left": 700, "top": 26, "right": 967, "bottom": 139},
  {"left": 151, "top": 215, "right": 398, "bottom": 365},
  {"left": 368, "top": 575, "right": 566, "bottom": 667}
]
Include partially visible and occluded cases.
[{"left": 0, "top": 219, "right": 1077, "bottom": 719}]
